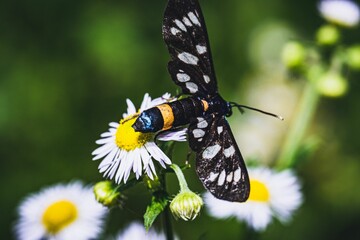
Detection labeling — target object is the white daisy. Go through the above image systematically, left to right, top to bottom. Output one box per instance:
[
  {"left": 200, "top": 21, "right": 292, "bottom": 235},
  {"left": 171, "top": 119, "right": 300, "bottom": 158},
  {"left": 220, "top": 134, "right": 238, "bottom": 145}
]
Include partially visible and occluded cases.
[
  {"left": 318, "top": 0, "right": 360, "bottom": 27},
  {"left": 92, "top": 93, "right": 187, "bottom": 184},
  {"left": 205, "top": 167, "right": 303, "bottom": 231},
  {"left": 15, "top": 181, "right": 108, "bottom": 240},
  {"left": 115, "top": 222, "right": 167, "bottom": 240}
]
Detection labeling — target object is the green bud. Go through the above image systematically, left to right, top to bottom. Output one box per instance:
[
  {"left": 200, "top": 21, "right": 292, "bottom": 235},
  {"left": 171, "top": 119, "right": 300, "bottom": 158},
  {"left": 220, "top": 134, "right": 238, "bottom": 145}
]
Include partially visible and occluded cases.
[
  {"left": 316, "top": 25, "right": 340, "bottom": 46},
  {"left": 281, "top": 41, "right": 306, "bottom": 69},
  {"left": 346, "top": 45, "right": 360, "bottom": 70},
  {"left": 316, "top": 72, "right": 348, "bottom": 97},
  {"left": 143, "top": 175, "right": 162, "bottom": 192},
  {"left": 93, "top": 181, "right": 121, "bottom": 207},
  {"left": 170, "top": 190, "right": 203, "bottom": 221}
]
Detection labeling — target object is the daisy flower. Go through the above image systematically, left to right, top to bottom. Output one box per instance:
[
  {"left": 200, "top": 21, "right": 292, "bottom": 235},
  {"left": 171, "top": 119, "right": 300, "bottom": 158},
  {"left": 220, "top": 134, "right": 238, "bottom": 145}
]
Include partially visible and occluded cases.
[
  {"left": 318, "top": 0, "right": 360, "bottom": 27},
  {"left": 92, "top": 93, "right": 187, "bottom": 184},
  {"left": 204, "top": 167, "right": 303, "bottom": 231},
  {"left": 14, "top": 181, "right": 107, "bottom": 240},
  {"left": 115, "top": 222, "right": 167, "bottom": 240}
]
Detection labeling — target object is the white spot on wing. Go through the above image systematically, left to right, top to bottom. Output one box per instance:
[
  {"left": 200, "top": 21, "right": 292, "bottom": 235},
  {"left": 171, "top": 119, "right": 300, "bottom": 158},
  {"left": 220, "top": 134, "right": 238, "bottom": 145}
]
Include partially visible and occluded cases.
[
  {"left": 188, "top": 11, "right": 201, "bottom": 26},
  {"left": 182, "top": 16, "right": 192, "bottom": 26},
  {"left": 174, "top": 19, "right": 187, "bottom": 32},
  {"left": 170, "top": 27, "right": 180, "bottom": 35},
  {"left": 196, "top": 45, "right": 207, "bottom": 54},
  {"left": 178, "top": 52, "right": 199, "bottom": 65},
  {"left": 176, "top": 73, "right": 190, "bottom": 82},
  {"left": 203, "top": 75, "right": 210, "bottom": 84},
  {"left": 185, "top": 82, "right": 198, "bottom": 93},
  {"left": 197, "top": 118, "right": 208, "bottom": 128},
  {"left": 217, "top": 126, "right": 223, "bottom": 134},
  {"left": 193, "top": 129, "right": 205, "bottom": 138},
  {"left": 202, "top": 144, "right": 221, "bottom": 159},
  {"left": 224, "top": 146, "right": 235, "bottom": 158},
  {"left": 234, "top": 168, "right": 241, "bottom": 182},
  {"left": 217, "top": 170, "right": 226, "bottom": 186},
  {"left": 226, "top": 171, "right": 233, "bottom": 182},
  {"left": 208, "top": 172, "right": 219, "bottom": 182}
]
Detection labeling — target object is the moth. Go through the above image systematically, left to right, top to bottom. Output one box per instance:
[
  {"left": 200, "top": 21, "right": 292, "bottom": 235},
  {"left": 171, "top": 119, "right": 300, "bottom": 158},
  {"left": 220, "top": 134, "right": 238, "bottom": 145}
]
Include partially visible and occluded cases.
[{"left": 133, "top": 0, "right": 280, "bottom": 202}]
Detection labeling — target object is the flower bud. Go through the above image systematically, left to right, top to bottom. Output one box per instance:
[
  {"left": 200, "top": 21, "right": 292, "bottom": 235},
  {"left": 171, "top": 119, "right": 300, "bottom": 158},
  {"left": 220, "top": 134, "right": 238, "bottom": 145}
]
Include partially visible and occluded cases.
[
  {"left": 316, "top": 25, "right": 340, "bottom": 46},
  {"left": 281, "top": 41, "right": 306, "bottom": 69},
  {"left": 346, "top": 45, "right": 360, "bottom": 70},
  {"left": 316, "top": 72, "right": 348, "bottom": 97},
  {"left": 143, "top": 175, "right": 162, "bottom": 192},
  {"left": 93, "top": 181, "right": 121, "bottom": 207},
  {"left": 170, "top": 190, "right": 203, "bottom": 221}
]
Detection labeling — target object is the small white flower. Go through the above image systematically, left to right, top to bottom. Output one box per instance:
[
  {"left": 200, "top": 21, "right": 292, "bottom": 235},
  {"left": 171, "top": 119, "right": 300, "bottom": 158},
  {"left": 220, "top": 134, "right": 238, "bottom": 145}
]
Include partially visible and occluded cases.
[
  {"left": 318, "top": 0, "right": 360, "bottom": 27},
  {"left": 92, "top": 93, "right": 187, "bottom": 184},
  {"left": 205, "top": 167, "right": 303, "bottom": 231},
  {"left": 15, "top": 182, "right": 107, "bottom": 240},
  {"left": 115, "top": 222, "right": 166, "bottom": 240}
]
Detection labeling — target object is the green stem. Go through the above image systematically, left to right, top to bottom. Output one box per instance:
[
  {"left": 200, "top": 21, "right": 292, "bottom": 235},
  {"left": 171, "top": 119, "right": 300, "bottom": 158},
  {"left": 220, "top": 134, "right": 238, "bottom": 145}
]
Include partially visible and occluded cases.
[
  {"left": 277, "top": 82, "right": 320, "bottom": 169},
  {"left": 161, "top": 142, "right": 175, "bottom": 240},
  {"left": 170, "top": 163, "right": 190, "bottom": 192},
  {"left": 161, "top": 174, "right": 174, "bottom": 240},
  {"left": 118, "top": 177, "right": 141, "bottom": 191},
  {"left": 242, "top": 226, "right": 260, "bottom": 240}
]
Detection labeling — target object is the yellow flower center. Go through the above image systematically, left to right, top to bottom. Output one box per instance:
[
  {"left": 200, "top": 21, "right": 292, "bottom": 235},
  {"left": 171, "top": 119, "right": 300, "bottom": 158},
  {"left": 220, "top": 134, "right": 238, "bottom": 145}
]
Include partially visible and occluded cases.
[
  {"left": 115, "top": 115, "right": 153, "bottom": 151},
  {"left": 249, "top": 179, "right": 270, "bottom": 202},
  {"left": 42, "top": 200, "right": 78, "bottom": 234}
]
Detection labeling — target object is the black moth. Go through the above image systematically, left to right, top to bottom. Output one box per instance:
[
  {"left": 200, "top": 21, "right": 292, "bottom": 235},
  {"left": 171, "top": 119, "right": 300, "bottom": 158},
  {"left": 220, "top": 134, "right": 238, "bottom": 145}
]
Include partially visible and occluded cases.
[{"left": 133, "top": 0, "right": 252, "bottom": 202}]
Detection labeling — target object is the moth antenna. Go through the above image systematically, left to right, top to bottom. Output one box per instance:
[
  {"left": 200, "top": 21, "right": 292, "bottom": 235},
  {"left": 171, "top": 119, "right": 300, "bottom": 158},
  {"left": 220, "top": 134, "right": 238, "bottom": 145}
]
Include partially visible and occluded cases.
[{"left": 230, "top": 102, "right": 284, "bottom": 121}]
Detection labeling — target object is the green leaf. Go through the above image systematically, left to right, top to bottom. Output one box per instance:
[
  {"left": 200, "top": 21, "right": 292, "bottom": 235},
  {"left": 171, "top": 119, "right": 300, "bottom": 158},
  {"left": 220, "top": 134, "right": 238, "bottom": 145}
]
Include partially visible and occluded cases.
[{"left": 144, "top": 191, "right": 169, "bottom": 231}]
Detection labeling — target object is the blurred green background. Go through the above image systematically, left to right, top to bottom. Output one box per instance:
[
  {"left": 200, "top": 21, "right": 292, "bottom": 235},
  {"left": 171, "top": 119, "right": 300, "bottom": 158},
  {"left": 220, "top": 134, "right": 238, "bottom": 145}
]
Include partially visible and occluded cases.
[{"left": 1, "top": 0, "right": 360, "bottom": 239}]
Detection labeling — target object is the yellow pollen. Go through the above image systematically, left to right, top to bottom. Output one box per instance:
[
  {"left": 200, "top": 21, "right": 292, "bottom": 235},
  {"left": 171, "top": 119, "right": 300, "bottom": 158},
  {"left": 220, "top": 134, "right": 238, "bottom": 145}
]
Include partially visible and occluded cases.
[
  {"left": 116, "top": 115, "right": 153, "bottom": 151},
  {"left": 248, "top": 179, "right": 270, "bottom": 202},
  {"left": 42, "top": 200, "right": 78, "bottom": 234}
]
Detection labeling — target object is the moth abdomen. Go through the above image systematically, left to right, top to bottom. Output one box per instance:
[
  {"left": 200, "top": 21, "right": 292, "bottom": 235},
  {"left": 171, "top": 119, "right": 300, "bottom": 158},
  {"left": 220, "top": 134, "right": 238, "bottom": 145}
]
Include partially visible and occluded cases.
[{"left": 133, "top": 97, "right": 208, "bottom": 133}]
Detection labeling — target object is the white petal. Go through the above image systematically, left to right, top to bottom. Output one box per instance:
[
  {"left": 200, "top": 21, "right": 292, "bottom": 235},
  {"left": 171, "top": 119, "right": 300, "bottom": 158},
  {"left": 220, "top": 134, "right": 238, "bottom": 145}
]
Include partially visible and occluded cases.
[
  {"left": 319, "top": 0, "right": 360, "bottom": 27},
  {"left": 149, "top": 92, "right": 173, "bottom": 108},
  {"left": 140, "top": 93, "right": 151, "bottom": 111},
  {"left": 126, "top": 99, "right": 137, "bottom": 115},
  {"left": 109, "top": 122, "right": 119, "bottom": 128},
  {"left": 157, "top": 128, "right": 187, "bottom": 142},
  {"left": 100, "top": 131, "right": 114, "bottom": 138},
  {"left": 95, "top": 137, "right": 114, "bottom": 145},
  {"left": 145, "top": 142, "right": 171, "bottom": 165},
  {"left": 92, "top": 143, "right": 116, "bottom": 160},
  {"left": 98, "top": 147, "right": 118, "bottom": 169},
  {"left": 140, "top": 147, "right": 151, "bottom": 168},
  {"left": 132, "top": 148, "right": 142, "bottom": 177},
  {"left": 108, "top": 150, "right": 123, "bottom": 179},
  {"left": 115, "top": 151, "right": 129, "bottom": 183},
  {"left": 123, "top": 151, "right": 135, "bottom": 183},
  {"left": 148, "top": 160, "right": 156, "bottom": 177},
  {"left": 145, "top": 166, "right": 154, "bottom": 180},
  {"left": 15, "top": 182, "right": 108, "bottom": 240},
  {"left": 115, "top": 222, "right": 167, "bottom": 240}
]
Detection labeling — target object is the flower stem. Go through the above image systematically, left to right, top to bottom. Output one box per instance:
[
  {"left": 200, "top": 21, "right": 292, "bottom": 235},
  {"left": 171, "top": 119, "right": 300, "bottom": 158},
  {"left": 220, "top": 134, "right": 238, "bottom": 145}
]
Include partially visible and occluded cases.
[
  {"left": 277, "top": 82, "right": 320, "bottom": 169},
  {"left": 161, "top": 142, "right": 175, "bottom": 240},
  {"left": 170, "top": 163, "right": 190, "bottom": 192},
  {"left": 161, "top": 174, "right": 174, "bottom": 240},
  {"left": 118, "top": 177, "right": 141, "bottom": 191},
  {"left": 242, "top": 226, "right": 260, "bottom": 240}
]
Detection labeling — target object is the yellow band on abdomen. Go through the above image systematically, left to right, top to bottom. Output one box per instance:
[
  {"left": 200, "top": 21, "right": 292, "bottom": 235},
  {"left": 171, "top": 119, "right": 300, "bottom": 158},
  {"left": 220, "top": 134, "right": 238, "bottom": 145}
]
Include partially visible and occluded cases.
[
  {"left": 201, "top": 100, "right": 209, "bottom": 111},
  {"left": 156, "top": 104, "right": 174, "bottom": 130}
]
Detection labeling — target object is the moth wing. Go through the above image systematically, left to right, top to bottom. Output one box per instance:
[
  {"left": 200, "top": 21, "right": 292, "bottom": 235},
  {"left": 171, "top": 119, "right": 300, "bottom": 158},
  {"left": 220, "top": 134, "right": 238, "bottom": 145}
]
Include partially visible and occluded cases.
[
  {"left": 163, "top": 0, "right": 217, "bottom": 97},
  {"left": 189, "top": 114, "right": 250, "bottom": 202}
]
